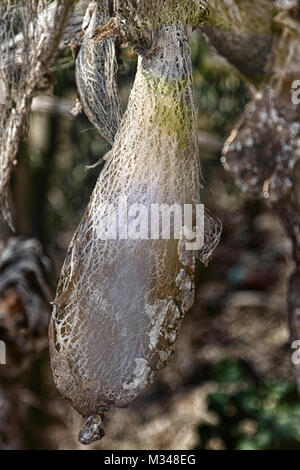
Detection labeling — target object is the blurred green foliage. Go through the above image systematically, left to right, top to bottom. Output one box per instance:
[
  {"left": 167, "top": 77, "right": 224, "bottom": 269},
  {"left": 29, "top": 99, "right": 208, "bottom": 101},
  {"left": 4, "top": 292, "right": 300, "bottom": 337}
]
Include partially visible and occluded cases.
[{"left": 197, "top": 359, "right": 300, "bottom": 450}]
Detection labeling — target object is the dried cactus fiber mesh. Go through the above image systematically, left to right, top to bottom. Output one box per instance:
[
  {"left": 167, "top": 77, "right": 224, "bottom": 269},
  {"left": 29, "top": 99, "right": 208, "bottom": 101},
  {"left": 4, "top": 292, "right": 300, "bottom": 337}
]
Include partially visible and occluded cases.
[
  {"left": 0, "top": 0, "right": 75, "bottom": 229},
  {"left": 76, "top": 0, "right": 122, "bottom": 145},
  {"left": 114, "top": 0, "right": 209, "bottom": 29},
  {"left": 50, "top": 2, "right": 221, "bottom": 444},
  {"left": 222, "top": 4, "right": 300, "bottom": 201},
  {"left": 0, "top": 237, "right": 53, "bottom": 336}
]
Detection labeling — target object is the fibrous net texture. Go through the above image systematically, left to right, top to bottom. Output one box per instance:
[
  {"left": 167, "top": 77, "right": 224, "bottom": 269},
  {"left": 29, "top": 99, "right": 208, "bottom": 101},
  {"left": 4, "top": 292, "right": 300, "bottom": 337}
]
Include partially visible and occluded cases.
[
  {"left": 0, "top": 0, "right": 74, "bottom": 228},
  {"left": 76, "top": 0, "right": 122, "bottom": 145},
  {"left": 114, "top": 0, "right": 209, "bottom": 30},
  {"left": 222, "top": 8, "right": 300, "bottom": 200},
  {"left": 50, "top": 24, "right": 221, "bottom": 419},
  {"left": 0, "top": 237, "right": 52, "bottom": 333}
]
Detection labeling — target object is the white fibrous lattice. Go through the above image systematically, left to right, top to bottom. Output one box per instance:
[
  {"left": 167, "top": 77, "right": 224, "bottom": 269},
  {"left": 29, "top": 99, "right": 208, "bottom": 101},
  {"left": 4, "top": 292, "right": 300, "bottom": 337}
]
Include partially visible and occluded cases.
[
  {"left": 0, "top": 0, "right": 74, "bottom": 228},
  {"left": 76, "top": 1, "right": 122, "bottom": 145},
  {"left": 50, "top": 24, "right": 221, "bottom": 438}
]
